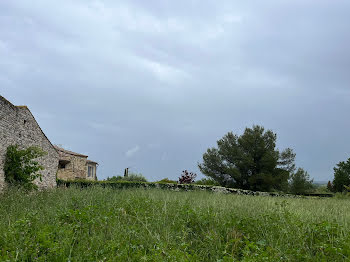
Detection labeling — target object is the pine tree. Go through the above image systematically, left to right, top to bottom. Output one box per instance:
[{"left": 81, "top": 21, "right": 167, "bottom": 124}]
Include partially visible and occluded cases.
[{"left": 198, "top": 125, "right": 296, "bottom": 192}]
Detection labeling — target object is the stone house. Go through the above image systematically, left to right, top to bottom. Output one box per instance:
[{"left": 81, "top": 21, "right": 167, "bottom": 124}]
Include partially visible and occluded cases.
[
  {"left": 0, "top": 96, "right": 59, "bottom": 191},
  {"left": 0, "top": 96, "right": 99, "bottom": 191},
  {"left": 55, "top": 146, "right": 98, "bottom": 181}
]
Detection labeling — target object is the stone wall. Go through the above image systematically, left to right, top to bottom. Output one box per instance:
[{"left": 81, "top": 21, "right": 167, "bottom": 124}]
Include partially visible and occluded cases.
[
  {"left": 0, "top": 96, "right": 58, "bottom": 191},
  {"left": 55, "top": 146, "right": 98, "bottom": 181},
  {"left": 56, "top": 152, "right": 88, "bottom": 181},
  {"left": 59, "top": 180, "right": 328, "bottom": 198}
]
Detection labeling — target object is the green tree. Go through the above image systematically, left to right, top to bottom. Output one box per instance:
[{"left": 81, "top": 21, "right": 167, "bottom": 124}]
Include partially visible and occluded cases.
[
  {"left": 198, "top": 125, "right": 296, "bottom": 192},
  {"left": 4, "top": 145, "right": 47, "bottom": 190},
  {"left": 332, "top": 158, "right": 350, "bottom": 192},
  {"left": 289, "top": 168, "right": 314, "bottom": 194}
]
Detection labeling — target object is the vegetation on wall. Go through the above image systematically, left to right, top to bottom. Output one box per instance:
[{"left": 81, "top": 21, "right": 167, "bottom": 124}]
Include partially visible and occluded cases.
[
  {"left": 4, "top": 145, "right": 46, "bottom": 190},
  {"left": 157, "top": 177, "right": 219, "bottom": 186},
  {"left": 156, "top": 178, "right": 177, "bottom": 184},
  {"left": 194, "top": 178, "right": 220, "bottom": 186},
  {"left": 57, "top": 179, "right": 334, "bottom": 198}
]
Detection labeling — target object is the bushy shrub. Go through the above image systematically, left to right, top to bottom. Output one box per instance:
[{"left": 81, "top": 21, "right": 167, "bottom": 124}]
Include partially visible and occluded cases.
[
  {"left": 4, "top": 145, "right": 46, "bottom": 190},
  {"left": 332, "top": 158, "right": 350, "bottom": 192},
  {"left": 289, "top": 168, "right": 314, "bottom": 194},
  {"left": 178, "top": 170, "right": 197, "bottom": 184},
  {"left": 106, "top": 173, "right": 148, "bottom": 183},
  {"left": 125, "top": 173, "right": 148, "bottom": 182},
  {"left": 105, "top": 176, "right": 124, "bottom": 182},
  {"left": 157, "top": 178, "right": 177, "bottom": 184},
  {"left": 194, "top": 178, "right": 220, "bottom": 186},
  {"left": 312, "top": 185, "right": 332, "bottom": 194},
  {"left": 334, "top": 192, "right": 350, "bottom": 199}
]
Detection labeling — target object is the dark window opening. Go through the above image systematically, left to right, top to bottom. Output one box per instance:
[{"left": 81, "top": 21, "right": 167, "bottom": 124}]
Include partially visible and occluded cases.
[{"left": 58, "top": 160, "right": 70, "bottom": 169}]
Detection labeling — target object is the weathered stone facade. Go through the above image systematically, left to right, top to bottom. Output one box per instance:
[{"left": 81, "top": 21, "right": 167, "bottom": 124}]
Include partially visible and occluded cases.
[
  {"left": 0, "top": 96, "right": 59, "bottom": 191},
  {"left": 55, "top": 146, "right": 97, "bottom": 181}
]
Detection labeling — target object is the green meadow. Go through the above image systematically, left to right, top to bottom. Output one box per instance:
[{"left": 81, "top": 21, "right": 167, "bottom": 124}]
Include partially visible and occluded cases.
[{"left": 0, "top": 187, "right": 349, "bottom": 261}]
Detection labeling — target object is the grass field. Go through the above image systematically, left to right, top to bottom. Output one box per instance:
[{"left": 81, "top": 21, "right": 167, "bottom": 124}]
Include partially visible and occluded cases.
[{"left": 0, "top": 187, "right": 349, "bottom": 261}]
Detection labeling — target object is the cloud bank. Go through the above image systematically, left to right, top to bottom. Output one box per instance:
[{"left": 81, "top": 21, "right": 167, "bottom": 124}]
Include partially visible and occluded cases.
[{"left": 1, "top": 0, "right": 350, "bottom": 181}]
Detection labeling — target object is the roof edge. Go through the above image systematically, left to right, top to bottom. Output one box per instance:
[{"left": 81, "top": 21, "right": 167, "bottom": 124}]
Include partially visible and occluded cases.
[
  {"left": 0, "top": 95, "right": 18, "bottom": 109},
  {"left": 0, "top": 96, "right": 58, "bottom": 155},
  {"left": 17, "top": 106, "right": 59, "bottom": 155},
  {"left": 54, "top": 146, "right": 89, "bottom": 158}
]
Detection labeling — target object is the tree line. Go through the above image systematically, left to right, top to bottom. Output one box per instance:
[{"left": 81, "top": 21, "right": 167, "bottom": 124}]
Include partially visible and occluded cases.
[
  {"left": 4, "top": 125, "right": 349, "bottom": 195},
  {"left": 198, "top": 125, "right": 347, "bottom": 194}
]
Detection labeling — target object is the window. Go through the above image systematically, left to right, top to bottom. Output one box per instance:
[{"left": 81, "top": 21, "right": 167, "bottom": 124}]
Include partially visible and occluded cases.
[
  {"left": 59, "top": 160, "right": 69, "bottom": 169},
  {"left": 88, "top": 166, "right": 94, "bottom": 177}
]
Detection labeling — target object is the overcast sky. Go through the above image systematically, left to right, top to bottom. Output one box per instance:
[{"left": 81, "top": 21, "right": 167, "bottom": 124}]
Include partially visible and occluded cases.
[{"left": 1, "top": 0, "right": 350, "bottom": 182}]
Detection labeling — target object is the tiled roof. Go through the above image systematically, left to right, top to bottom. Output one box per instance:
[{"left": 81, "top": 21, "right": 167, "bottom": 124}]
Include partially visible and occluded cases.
[{"left": 54, "top": 146, "right": 88, "bottom": 158}]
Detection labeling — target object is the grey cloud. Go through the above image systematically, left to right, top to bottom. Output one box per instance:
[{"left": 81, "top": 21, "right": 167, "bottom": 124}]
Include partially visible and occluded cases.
[
  {"left": 1, "top": 0, "right": 350, "bottom": 181},
  {"left": 126, "top": 145, "right": 140, "bottom": 158}
]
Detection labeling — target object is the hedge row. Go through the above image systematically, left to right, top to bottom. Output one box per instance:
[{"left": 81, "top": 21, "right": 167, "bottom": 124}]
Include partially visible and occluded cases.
[
  {"left": 56, "top": 179, "right": 334, "bottom": 198},
  {"left": 57, "top": 179, "right": 209, "bottom": 191}
]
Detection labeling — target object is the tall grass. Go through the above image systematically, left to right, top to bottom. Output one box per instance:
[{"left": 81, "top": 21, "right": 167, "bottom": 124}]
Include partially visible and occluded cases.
[{"left": 0, "top": 187, "right": 349, "bottom": 261}]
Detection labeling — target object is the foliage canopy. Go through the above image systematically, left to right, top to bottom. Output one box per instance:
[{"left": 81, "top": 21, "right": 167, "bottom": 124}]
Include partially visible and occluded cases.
[
  {"left": 198, "top": 125, "right": 296, "bottom": 191},
  {"left": 4, "top": 145, "right": 46, "bottom": 190},
  {"left": 332, "top": 158, "right": 350, "bottom": 192},
  {"left": 289, "top": 168, "right": 314, "bottom": 194},
  {"left": 178, "top": 170, "right": 197, "bottom": 184}
]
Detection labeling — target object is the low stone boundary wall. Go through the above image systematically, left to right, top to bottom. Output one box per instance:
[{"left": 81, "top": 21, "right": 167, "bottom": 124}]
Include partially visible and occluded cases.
[{"left": 57, "top": 179, "right": 333, "bottom": 198}]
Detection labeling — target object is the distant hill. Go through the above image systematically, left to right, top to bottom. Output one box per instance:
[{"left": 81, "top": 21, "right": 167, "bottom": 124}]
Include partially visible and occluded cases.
[{"left": 313, "top": 181, "right": 328, "bottom": 186}]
